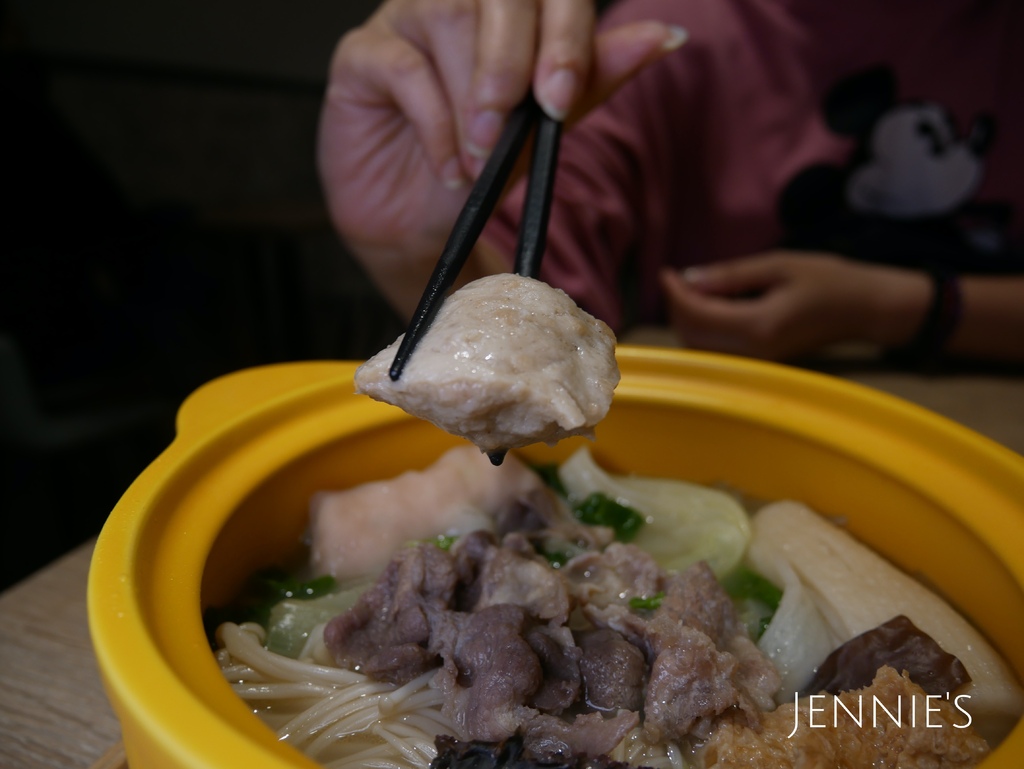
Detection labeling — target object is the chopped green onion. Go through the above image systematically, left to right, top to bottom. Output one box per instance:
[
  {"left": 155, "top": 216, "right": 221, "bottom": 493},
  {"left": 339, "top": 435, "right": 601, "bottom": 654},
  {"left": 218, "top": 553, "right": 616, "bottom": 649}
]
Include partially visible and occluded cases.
[
  {"left": 573, "top": 492, "right": 646, "bottom": 542},
  {"left": 433, "top": 534, "right": 458, "bottom": 550},
  {"left": 542, "top": 549, "right": 570, "bottom": 569},
  {"left": 722, "top": 565, "right": 782, "bottom": 640},
  {"left": 722, "top": 566, "right": 782, "bottom": 609},
  {"left": 202, "top": 568, "right": 338, "bottom": 646},
  {"left": 629, "top": 592, "right": 665, "bottom": 611}
]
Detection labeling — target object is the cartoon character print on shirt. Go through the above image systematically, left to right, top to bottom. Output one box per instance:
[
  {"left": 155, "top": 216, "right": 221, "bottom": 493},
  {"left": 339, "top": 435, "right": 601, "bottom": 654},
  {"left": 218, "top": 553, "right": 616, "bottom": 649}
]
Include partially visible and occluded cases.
[{"left": 778, "top": 66, "right": 1015, "bottom": 273}]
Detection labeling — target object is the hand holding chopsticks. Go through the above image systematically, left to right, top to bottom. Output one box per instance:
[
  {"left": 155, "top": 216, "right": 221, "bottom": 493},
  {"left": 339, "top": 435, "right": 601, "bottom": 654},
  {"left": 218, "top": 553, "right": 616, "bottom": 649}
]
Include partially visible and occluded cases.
[{"left": 389, "top": 96, "right": 562, "bottom": 381}]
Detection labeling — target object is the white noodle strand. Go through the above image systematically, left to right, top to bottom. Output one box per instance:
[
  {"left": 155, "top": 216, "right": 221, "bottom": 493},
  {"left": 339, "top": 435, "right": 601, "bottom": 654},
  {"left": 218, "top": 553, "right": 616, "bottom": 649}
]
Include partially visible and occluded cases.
[
  {"left": 215, "top": 621, "right": 690, "bottom": 769},
  {"left": 217, "top": 623, "right": 454, "bottom": 769}
]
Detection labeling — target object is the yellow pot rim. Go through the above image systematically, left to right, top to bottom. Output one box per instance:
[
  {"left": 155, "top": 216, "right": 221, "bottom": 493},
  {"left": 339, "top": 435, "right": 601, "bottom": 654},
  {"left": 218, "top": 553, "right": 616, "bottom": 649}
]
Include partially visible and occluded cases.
[{"left": 87, "top": 346, "right": 1024, "bottom": 768}]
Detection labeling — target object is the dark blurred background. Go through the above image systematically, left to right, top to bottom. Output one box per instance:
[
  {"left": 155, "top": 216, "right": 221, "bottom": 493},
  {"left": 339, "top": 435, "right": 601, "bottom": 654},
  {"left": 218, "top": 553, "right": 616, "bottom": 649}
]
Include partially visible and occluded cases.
[{"left": 0, "top": 0, "right": 406, "bottom": 589}]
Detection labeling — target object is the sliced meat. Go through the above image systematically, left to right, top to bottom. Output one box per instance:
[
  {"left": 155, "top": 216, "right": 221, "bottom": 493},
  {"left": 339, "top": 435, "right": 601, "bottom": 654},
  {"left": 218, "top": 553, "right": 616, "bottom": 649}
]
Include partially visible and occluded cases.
[
  {"left": 493, "top": 487, "right": 571, "bottom": 537},
  {"left": 494, "top": 487, "right": 616, "bottom": 557},
  {"left": 321, "top": 492, "right": 781, "bottom": 756},
  {"left": 452, "top": 529, "right": 571, "bottom": 624},
  {"left": 451, "top": 530, "right": 499, "bottom": 612},
  {"left": 323, "top": 542, "right": 457, "bottom": 684},
  {"left": 562, "top": 543, "right": 663, "bottom": 609},
  {"left": 578, "top": 561, "right": 781, "bottom": 743},
  {"left": 656, "top": 562, "right": 740, "bottom": 644},
  {"left": 639, "top": 564, "right": 780, "bottom": 742},
  {"left": 657, "top": 564, "right": 782, "bottom": 715},
  {"left": 581, "top": 602, "right": 651, "bottom": 653},
  {"left": 436, "top": 604, "right": 543, "bottom": 741},
  {"left": 526, "top": 624, "right": 582, "bottom": 714},
  {"left": 643, "top": 624, "right": 743, "bottom": 743},
  {"left": 576, "top": 628, "right": 646, "bottom": 712},
  {"left": 727, "top": 633, "right": 784, "bottom": 714},
  {"left": 521, "top": 711, "right": 640, "bottom": 760}
]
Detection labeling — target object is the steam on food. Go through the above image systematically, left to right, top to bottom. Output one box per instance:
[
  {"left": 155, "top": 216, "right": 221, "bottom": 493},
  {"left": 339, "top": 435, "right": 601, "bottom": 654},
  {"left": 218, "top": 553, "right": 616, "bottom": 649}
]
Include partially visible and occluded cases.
[{"left": 354, "top": 274, "right": 620, "bottom": 457}]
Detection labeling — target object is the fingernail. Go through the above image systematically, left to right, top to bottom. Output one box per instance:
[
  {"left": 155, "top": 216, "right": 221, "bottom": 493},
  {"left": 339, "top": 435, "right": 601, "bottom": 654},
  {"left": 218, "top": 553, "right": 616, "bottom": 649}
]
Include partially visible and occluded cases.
[
  {"left": 663, "top": 25, "right": 689, "bottom": 51},
  {"left": 537, "top": 68, "right": 577, "bottom": 121},
  {"left": 466, "top": 109, "right": 504, "bottom": 158},
  {"left": 440, "top": 156, "right": 466, "bottom": 189},
  {"left": 682, "top": 266, "right": 707, "bottom": 283}
]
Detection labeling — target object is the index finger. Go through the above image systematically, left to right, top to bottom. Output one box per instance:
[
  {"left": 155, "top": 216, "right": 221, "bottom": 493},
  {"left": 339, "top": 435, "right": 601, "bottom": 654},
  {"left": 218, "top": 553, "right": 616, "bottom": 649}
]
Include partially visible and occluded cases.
[
  {"left": 465, "top": 0, "right": 543, "bottom": 157},
  {"left": 533, "top": 0, "right": 596, "bottom": 119}
]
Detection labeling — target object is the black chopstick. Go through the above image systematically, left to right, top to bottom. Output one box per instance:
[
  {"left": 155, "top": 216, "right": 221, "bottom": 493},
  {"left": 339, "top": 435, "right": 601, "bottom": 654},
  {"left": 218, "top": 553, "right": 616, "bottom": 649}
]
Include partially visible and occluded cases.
[
  {"left": 389, "top": 96, "right": 559, "bottom": 381},
  {"left": 513, "top": 113, "right": 562, "bottom": 279}
]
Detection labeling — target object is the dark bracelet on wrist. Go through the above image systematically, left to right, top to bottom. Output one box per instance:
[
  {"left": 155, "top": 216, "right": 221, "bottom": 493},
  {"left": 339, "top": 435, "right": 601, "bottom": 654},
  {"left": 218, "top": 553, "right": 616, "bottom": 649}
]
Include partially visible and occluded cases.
[{"left": 897, "top": 267, "right": 963, "bottom": 367}]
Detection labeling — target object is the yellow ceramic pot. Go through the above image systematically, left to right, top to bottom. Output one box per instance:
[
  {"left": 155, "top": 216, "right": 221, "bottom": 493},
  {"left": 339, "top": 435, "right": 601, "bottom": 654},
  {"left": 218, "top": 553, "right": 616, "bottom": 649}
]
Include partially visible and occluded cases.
[{"left": 88, "top": 346, "right": 1024, "bottom": 768}]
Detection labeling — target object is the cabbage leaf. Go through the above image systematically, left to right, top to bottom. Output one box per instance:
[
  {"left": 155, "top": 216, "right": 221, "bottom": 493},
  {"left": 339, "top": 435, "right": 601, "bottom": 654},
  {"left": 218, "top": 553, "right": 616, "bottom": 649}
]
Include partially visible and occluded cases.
[
  {"left": 557, "top": 448, "right": 750, "bottom": 577},
  {"left": 265, "top": 581, "right": 369, "bottom": 658}
]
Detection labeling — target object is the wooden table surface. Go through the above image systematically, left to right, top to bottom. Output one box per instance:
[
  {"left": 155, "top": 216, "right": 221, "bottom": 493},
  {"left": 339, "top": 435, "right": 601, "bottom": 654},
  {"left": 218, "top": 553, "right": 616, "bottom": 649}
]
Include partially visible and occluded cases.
[{"left": 3, "top": 353, "right": 1024, "bottom": 769}]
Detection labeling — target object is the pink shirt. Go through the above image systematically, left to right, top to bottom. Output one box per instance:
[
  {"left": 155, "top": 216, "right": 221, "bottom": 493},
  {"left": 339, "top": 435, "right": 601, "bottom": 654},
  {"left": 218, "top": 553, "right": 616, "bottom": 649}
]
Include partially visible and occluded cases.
[{"left": 483, "top": 0, "right": 1024, "bottom": 330}]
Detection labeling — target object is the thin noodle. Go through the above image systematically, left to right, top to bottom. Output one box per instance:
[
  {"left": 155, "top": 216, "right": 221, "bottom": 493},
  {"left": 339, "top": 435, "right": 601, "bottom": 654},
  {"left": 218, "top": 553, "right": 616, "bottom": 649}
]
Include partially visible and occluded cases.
[
  {"left": 216, "top": 621, "right": 691, "bottom": 769},
  {"left": 217, "top": 622, "right": 456, "bottom": 769},
  {"left": 219, "top": 623, "right": 366, "bottom": 687},
  {"left": 379, "top": 676, "right": 444, "bottom": 716},
  {"left": 281, "top": 681, "right": 395, "bottom": 736},
  {"left": 232, "top": 682, "right": 338, "bottom": 699},
  {"left": 399, "top": 712, "right": 457, "bottom": 739},
  {"left": 382, "top": 721, "right": 443, "bottom": 760},
  {"left": 373, "top": 723, "right": 431, "bottom": 765},
  {"left": 323, "top": 740, "right": 408, "bottom": 769}
]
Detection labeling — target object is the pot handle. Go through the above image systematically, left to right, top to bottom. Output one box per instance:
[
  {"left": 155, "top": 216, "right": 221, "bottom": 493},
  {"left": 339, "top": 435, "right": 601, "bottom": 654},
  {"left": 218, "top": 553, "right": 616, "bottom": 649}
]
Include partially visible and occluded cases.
[{"left": 174, "top": 361, "right": 362, "bottom": 441}]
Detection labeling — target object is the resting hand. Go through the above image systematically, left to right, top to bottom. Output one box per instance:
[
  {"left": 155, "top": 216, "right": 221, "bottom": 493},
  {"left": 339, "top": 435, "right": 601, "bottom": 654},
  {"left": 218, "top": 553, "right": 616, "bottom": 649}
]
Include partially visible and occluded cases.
[
  {"left": 318, "top": 0, "right": 687, "bottom": 317},
  {"left": 658, "top": 251, "right": 932, "bottom": 361}
]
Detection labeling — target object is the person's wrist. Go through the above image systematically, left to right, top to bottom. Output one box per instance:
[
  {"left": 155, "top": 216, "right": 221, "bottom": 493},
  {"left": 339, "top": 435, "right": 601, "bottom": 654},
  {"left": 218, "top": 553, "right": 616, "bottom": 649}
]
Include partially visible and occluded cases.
[
  {"left": 861, "top": 266, "right": 933, "bottom": 348},
  {"left": 894, "top": 267, "right": 963, "bottom": 366}
]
